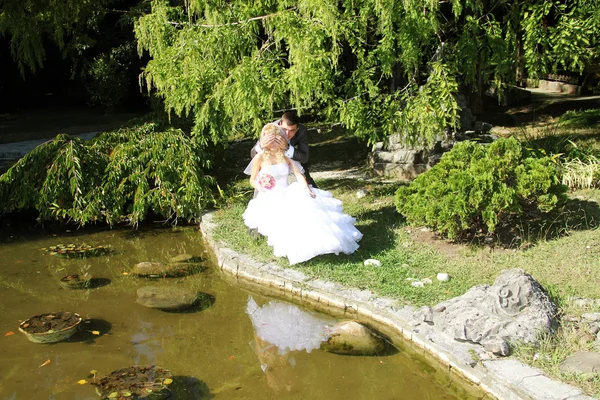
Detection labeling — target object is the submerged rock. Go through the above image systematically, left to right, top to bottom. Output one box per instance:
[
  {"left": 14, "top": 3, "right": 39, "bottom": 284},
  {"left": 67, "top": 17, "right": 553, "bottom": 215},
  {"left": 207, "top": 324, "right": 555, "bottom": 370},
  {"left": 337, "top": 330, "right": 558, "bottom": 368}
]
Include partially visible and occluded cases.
[
  {"left": 168, "top": 254, "right": 203, "bottom": 264},
  {"left": 132, "top": 261, "right": 203, "bottom": 278},
  {"left": 136, "top": 286, "right": 199, "bottom": 310},
  {"left": 321, "top": 321, "right": 386, "bottom": 355}
]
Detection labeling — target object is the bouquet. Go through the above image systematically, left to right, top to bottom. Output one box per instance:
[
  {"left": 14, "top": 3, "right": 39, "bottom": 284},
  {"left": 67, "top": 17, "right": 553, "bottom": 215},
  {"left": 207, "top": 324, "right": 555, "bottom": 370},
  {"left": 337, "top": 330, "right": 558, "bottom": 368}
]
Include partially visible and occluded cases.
[{"left": 258, "top": 173, "right": 276, "bottom": 190}]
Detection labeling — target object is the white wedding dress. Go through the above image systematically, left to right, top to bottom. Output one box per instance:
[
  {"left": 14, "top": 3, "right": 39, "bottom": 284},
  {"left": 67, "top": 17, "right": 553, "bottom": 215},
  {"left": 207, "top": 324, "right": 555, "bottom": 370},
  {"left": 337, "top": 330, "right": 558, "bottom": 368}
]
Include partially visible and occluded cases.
[{"left": 243, "top": 162, "right": 362, "bottom": 265}]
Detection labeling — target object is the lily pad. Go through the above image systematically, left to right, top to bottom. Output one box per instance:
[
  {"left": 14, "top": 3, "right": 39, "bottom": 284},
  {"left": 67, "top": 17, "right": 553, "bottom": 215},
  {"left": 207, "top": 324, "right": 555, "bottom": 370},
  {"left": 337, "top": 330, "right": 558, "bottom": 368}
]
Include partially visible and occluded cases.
[{"left": 91, "top": 365, "right": 171, "bottom": 399}]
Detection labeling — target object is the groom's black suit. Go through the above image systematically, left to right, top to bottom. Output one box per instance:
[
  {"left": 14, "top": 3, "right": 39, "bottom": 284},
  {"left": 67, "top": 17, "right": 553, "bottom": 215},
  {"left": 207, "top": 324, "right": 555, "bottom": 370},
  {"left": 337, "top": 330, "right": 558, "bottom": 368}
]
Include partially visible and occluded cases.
[{"left": 251, "top": 121, "right": 316, "bottom": 187}]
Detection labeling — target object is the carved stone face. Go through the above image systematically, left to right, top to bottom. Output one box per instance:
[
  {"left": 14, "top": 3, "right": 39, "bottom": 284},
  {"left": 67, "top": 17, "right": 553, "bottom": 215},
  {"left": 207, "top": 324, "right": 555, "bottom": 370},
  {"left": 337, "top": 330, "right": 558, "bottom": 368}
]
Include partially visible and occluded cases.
[{"left": 494, "top": 277, "right": 532, "bottom": 316}]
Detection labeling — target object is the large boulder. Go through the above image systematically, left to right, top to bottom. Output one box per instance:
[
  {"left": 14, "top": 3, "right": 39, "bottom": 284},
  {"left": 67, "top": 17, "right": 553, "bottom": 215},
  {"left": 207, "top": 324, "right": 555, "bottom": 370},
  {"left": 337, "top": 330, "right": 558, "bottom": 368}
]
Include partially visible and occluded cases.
[
  {"left": 415, "top": 269, "right": 557, "bottom": 356},
  {"left": 321, "top": 321, "right": 387, "bottom": 355}
]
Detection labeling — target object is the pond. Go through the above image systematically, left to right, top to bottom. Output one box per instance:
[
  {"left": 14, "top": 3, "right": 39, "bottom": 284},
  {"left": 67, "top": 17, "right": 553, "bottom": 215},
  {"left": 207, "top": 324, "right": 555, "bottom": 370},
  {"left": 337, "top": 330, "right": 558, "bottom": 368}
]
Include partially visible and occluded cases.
[{"left": 0, "top": 225, "right": 486, "bottom": 399}]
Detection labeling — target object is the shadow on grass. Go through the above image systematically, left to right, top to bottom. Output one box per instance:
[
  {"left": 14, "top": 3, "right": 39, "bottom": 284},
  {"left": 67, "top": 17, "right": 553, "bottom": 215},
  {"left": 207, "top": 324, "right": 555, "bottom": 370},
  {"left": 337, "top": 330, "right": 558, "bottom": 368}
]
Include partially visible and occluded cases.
[
  {"left": 481, "top": 97, "right": 600, "bottom": 127},
  {"left": 481, "top": 198, "right": 600, "bottom": 249}
]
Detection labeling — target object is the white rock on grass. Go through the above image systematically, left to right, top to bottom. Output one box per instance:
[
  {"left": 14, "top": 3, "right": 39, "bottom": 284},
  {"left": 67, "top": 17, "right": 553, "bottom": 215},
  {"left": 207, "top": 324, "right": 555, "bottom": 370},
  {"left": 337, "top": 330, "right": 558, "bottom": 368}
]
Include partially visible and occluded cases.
[
  {"left": 356, "top": 190, "right": 368, "bottom": 199},
  {"left": 364, "top": 259, "right": 381, "bottom": 267},
  {"left": 436, "top": 273, "right": 450, "bottom": 282},
  {"left": 422, "top": 278, "right": 433, "bottom": 285},
  {"left": 411, "top": 281, "right": 425, "bottom": 288}
]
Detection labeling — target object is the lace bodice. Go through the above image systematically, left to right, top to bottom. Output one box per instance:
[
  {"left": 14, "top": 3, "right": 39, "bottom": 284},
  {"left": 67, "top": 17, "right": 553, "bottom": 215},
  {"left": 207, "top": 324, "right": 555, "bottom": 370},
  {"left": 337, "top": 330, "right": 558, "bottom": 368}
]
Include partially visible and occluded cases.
[{"left": 259, "top": 163, "right": 290, "bottom": 190}]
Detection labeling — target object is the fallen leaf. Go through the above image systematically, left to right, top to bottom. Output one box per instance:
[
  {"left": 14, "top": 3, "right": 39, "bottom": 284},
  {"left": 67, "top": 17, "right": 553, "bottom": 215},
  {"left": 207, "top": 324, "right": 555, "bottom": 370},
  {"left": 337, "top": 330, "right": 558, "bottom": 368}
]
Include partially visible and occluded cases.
[
  {"left": 16, "top": 260, "right": 22, "bottom": 263},
  {"left": 122, "top": 272, "right": 130, "bottom": 276},
  {"left": 90, "top": 330, "right": 100, "bottom": 335},
  {"left": 5, "top": 331, "right": 15, "bottom": 336},
  {"left": 228, "top": 355, "right": 235, "bottom": 361},
  {"left": 39, "top": 359, "right": 51, "bottom": 368},
  {"left": 163, "top": 378, "right": 173, "bottom": 385},
  {"left": 77, "top": 379, "right": 88, "bottom": 385},
  {"left": 107, "top": 392, "right": 119, "bottom": 398}
]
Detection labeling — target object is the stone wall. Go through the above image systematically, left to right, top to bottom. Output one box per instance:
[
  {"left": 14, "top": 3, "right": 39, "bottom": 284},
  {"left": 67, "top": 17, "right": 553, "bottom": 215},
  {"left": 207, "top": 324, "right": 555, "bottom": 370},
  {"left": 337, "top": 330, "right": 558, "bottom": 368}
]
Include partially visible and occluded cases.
[{"left": 370, "top": 95, "right": 496, "bottom": 180}]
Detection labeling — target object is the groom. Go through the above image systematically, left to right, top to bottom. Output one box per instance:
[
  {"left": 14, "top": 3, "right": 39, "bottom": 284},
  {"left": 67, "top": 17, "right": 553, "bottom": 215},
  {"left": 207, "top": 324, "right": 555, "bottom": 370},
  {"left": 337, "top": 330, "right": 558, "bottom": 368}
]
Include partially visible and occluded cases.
[{"left": 250, "top": 110, "right": 317, "bottom": 188}]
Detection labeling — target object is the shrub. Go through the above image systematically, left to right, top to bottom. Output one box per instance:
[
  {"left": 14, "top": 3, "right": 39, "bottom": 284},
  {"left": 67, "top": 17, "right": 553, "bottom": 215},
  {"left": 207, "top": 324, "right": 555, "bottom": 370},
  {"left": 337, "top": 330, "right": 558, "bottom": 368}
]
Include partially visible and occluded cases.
[
  {"left": 0, "top": 123, "right": 218, "bottom": 226},
  {"left": 395, "top": 138, "right": 568, "bottom": 239}
]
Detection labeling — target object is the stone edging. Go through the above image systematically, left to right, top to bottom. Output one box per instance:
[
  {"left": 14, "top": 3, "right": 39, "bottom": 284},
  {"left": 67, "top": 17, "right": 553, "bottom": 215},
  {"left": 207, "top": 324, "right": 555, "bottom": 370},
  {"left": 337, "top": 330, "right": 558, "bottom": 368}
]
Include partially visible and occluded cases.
[{"left": 200, "top": 211, "right": 595, "bottom": 400}]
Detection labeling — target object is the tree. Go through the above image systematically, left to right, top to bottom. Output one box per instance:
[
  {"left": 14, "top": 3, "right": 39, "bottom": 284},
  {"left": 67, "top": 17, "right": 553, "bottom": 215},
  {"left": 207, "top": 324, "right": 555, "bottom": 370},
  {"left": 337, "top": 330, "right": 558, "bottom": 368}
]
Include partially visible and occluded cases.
[
  {"left": 0, "top": 0, "right": 111, "bottom": 75},
  {"left": 134, "top": 0, "right": 599, "bottom": 146}
]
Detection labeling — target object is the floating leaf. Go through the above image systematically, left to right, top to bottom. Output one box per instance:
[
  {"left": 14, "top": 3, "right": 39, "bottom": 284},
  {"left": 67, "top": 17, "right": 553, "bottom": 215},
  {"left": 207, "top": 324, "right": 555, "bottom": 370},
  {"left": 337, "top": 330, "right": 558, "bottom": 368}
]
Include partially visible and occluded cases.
[
  {"left": 91, "top": 330, "right": 100, "bottom": 335},
  {"left": 4, "top": 331, "right": 14, "bottom": 336},
  {"left": 39, "top": 359, "right": 51, "bottom": 367},
  {"left": 163, "top": 378, "right": 173, "bottom": 385},
  {"left": 77, "top": 379, "right": 88, "bottom": 385},
  {"left": 107, "top": 392, "right": 119, "bottom": 398},
  {"left": 121, "top": 392, "right": 132, "bottom": 397}
]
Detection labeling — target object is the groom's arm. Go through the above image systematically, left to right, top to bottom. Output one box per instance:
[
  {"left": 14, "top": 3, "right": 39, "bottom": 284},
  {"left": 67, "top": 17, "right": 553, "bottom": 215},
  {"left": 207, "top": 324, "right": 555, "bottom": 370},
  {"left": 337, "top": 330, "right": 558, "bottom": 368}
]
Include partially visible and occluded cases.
[
  {"left": 288, "top": 126, "right": 309, "bottom": 164},
  {"left": 250, "top": 139, "right": 261, "bottom": 159}
]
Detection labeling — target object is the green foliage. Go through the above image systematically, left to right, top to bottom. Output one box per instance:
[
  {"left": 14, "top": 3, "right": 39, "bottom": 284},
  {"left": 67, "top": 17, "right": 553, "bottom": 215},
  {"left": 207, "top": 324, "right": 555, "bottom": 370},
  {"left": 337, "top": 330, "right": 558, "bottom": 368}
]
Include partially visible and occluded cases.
[
  {"left": 0, "top": 0, "right": 111, "bottom": 75},
  {"left": 132, "top": 0, "right": 599, "bottom": 147},
  {"left": 83, "top": 42, "right": 137, "bottom": 112},
  {"left": 0, "top": 123, "right": 217, "bottom": 225},
  {"left": 395, "top": 138, "right": 568, "bottom": 239}
]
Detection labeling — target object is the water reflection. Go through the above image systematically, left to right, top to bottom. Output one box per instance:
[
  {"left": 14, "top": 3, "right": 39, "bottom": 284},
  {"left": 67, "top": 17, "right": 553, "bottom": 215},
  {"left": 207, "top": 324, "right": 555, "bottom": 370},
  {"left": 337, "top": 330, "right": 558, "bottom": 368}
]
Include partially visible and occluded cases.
[{"left": 247, "top": 297, "right": 336, "bottom": 394}]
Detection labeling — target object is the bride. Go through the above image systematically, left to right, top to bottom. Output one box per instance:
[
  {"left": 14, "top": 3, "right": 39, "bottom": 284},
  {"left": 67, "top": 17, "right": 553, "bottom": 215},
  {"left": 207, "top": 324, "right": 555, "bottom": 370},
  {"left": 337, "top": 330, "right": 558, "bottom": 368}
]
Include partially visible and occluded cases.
[{"left": 243, "top": 123, "right": 362, "bottom": 265}]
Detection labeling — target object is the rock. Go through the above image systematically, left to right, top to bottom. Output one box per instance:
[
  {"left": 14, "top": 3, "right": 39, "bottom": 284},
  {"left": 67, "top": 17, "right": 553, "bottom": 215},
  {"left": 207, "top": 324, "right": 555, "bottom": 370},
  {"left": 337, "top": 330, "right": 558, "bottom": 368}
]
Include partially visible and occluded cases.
[
  {"left": 474, "top": 121, "right": 493, "bottom": 133},
  {"left": 356, "top": 190, "right": 367, "bottom": 199},
  {"left": 168, "top": 254, "right": 202, "bottom": 263},
  {"left": 363, "top": 259, "right": 381, "bottom": 267},
  {"left": 132, "top": 261, "right": 203, "bottom": 278},
  {"left": 414, "top": 269, "right": 557, "bottom": 356},
  {"left": 436, "top": 273, "right": 450, "bottom": 282},
  {"left": 422, "top": 278, "right": 433, "bottom": 285},
  {"left": 411, "top": 281, "right": 424, "bottom": 288},
  {"left": 136, "top": 286, "right": 199, "bottom": 310},
  {"left": 582, "top": 313, "right": 600, "bottom": 322},
  {"left": 321, "top": 321, "right": 386, "bottom": 355},
  {"left": 588, "top": 323, "right": 600, "bottom": 335},
  {"left": 482, "top": 337, "right": 510, "bottom": 356},
  {"left": 559, "top": 352, "right": 600, "bottom": 374}
]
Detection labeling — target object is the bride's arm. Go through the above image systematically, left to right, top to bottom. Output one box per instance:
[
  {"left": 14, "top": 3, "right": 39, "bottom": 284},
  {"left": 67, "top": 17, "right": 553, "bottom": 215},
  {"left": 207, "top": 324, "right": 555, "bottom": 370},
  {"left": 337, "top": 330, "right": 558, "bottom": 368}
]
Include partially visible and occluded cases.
[
  {"left": 249, "top": 154, "right": 264, "bottom": 191},
  {"left": 286, "top": 156, "right": 315, "bottom": 198}
]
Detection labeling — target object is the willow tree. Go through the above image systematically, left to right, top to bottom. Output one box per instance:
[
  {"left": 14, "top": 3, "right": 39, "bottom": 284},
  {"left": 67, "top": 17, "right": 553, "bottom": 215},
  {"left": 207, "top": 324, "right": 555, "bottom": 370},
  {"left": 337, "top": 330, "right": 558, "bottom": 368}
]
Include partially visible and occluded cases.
[
  {"left": 0, "top": 0, "right": 113, "bottom": 75},
  {"left": 135, "top": 0, "right": 599, "bottom": 146}
]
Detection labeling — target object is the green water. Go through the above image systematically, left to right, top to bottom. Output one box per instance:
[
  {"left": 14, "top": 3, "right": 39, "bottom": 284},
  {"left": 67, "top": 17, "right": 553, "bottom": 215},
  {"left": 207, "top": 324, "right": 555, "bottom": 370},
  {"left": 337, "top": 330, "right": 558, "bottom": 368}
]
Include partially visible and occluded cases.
[{"left": 0, "top": 225, "right": 486, "bottom": 399}]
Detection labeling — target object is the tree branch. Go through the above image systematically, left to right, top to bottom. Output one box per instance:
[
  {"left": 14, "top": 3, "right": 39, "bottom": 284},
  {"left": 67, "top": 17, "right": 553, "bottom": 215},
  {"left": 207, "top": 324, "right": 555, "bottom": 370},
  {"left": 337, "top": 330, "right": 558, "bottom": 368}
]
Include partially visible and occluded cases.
[{"left": 168, "top": 7, "right": 297, "bottom": 28}]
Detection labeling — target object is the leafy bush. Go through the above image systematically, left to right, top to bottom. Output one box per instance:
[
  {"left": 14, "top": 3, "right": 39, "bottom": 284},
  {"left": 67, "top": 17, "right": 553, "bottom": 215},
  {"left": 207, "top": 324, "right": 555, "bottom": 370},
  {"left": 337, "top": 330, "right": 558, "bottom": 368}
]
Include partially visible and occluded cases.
[
  {"left": 83, "top": 42, "right": 137, "bottom": 112},
  {"left": 0, "top": 123, "right": 217, "bottom": 226},
  {"left": 395, "top": 138, "right": 568, "bottom": 239}
]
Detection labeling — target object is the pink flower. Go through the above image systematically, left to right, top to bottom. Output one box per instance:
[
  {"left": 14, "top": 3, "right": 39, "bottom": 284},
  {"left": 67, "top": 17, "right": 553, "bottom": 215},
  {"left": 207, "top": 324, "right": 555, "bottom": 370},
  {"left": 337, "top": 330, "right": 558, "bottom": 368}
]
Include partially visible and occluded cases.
[{"left": 258, "top": 173, "right": 276, "bottom": 190}]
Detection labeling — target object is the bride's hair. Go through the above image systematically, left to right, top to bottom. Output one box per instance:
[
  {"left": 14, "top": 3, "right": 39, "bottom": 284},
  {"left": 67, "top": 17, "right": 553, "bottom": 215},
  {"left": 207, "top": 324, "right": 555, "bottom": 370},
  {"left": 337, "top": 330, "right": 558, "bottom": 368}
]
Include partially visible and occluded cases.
[{"left": 261, "top": 123, "right": 288, "bottom": 164}]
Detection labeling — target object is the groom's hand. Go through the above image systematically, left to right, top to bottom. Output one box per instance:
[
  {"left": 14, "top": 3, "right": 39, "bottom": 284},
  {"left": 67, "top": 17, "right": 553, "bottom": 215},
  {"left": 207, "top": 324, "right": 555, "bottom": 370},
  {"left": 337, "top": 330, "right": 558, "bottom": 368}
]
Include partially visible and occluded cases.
[{"left": 260, "top": 134, "right": 287, "bottom": 150}]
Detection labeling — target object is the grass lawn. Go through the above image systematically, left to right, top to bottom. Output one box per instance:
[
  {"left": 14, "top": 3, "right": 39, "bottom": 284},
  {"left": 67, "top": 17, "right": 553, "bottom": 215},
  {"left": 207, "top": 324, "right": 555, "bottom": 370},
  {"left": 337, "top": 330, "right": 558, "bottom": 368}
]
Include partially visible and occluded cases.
[{"left": 212, "top": 107, "right": 600, "bottom": 396}]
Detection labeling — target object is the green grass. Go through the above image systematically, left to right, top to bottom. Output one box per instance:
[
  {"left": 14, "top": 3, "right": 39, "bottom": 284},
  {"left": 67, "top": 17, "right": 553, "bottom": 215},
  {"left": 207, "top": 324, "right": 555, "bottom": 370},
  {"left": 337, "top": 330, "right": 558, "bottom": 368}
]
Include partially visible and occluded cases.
[{"left": 213, "top": 175, "right": 600, "bottom": 307}]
